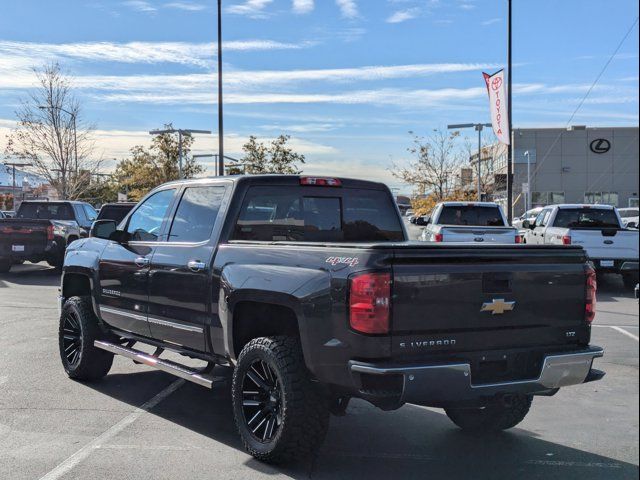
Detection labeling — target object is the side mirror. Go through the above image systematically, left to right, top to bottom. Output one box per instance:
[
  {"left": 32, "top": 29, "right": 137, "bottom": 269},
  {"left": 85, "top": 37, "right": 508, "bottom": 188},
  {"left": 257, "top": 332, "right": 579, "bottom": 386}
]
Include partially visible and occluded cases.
[
  {"left": 416, "top": 216, "right": 430, "bottom": 226},
  {"left": 90, "top": 220, "right": 117, "bottom": 239},
  {"left": 522, "top": 220, "right": 532, "bottom": 230}
]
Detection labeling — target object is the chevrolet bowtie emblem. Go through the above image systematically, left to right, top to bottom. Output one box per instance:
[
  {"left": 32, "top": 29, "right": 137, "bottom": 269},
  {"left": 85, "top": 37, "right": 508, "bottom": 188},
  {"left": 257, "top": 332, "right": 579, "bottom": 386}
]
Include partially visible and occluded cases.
[{"left": 481, "top": 299, "right": 516, "bottom": 315}]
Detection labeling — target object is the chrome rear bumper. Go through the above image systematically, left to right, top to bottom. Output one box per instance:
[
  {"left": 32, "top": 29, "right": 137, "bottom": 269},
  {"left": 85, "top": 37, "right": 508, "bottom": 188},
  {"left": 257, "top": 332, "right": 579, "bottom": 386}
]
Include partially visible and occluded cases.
[{"left": 350, "top": 346, "right": 604, "bottom": 407}]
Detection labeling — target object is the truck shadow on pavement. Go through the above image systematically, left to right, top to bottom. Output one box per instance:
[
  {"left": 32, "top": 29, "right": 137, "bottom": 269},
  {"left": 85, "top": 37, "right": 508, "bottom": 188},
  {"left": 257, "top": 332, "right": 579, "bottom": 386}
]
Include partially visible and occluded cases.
[
  {"left": 0, "top": 262, "right": 60, "bottom": 288},
  {"left": 87, "top": 369, "right": 637, "bottom": 480}
]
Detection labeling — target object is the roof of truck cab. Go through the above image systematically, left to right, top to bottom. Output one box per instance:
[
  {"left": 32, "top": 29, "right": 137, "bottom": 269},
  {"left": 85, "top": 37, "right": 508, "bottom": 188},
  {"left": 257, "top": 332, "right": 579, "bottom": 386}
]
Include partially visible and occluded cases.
[
  {"left": 158, "top": 174, "right": 390, "bottom": 190},
  {"left": 437, "top": 201, "right": 500, "bottom": 207},
  {"left": 553, "top": 204, "right": 615, "bottom": 210}
]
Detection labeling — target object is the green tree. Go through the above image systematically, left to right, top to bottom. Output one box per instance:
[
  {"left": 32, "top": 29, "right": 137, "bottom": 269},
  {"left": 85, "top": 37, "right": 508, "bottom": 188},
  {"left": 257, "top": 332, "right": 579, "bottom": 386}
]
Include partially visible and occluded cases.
[
  {"left": 112, "top": 125, "right": 204, "bottom": 201},
  {"left": 241, "top": 135, "right": 305, "bottom": 174}
]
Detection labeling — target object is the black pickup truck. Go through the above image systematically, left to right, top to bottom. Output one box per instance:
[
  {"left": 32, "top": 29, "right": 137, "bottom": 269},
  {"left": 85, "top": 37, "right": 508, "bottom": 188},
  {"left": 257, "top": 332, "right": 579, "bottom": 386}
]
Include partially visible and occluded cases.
[
  {"left": 58, "top": 175, "right": 603, "bottom": 463},
  {"left": 0, "top": 201, "right": 96, "bottom": 272}
]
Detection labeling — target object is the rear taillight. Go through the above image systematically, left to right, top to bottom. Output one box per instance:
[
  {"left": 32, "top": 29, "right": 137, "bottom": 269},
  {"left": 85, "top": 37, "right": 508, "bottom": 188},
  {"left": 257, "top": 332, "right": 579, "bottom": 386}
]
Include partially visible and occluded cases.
[
  {"left": 300, "top": 176, "right": 342, "bottom": 187},
  {"left": 47, "top": 225, "right": 54, "bottom": 241},
  {"left": 434, "top": 233, "right": 444, "bottom": 242},
  {"left": 515, "top": 235, "right": 522, "bottom": 244},
  {"left": 562, "top": 235, "right": 572, "bottom": 245},
  {"left": 585, "top": 265, "right": 597, "bottom": 324},
  {"left": 349, "top": 272, "right": 391, "bottom": 334}
]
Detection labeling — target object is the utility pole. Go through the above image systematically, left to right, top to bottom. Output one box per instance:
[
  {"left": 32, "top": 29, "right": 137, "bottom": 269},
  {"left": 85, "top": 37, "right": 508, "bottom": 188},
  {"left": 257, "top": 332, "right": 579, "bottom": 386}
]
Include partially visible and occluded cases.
[
  {"left": 217, "top": 0, "right": 225, "bottom": 176},
  {"left": 506, "top": 0, "right": 514, "bottom": 222},
  {"left": 448, "top": 123, "right": 492, "bottom": 201},
  {"left": 149, "top": 128, "right": 211, "bottom": 179}
]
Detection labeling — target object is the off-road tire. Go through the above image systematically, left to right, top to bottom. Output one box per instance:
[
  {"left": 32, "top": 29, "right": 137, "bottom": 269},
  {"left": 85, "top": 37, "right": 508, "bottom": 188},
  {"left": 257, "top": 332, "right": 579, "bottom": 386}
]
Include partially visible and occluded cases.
[
  {"left": 0, "top": 259, "right": 11, "bottom": 273},
  {"left": 622, "top": 273, "right": 639, "bottom": 291},
  {"left": 59, "top": 296, "right": 113, "bottom": 380},
  {"left": 231, "top": 336, "right": 330, "bottom": 464},
  {"left": 445, "top": 395, "right": 533, "bottom": 432}
]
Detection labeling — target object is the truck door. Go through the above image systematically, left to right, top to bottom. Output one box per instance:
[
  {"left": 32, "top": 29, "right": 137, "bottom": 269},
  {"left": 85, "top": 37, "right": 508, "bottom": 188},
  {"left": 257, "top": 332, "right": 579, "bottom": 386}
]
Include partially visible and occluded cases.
[
  {"left": 146, "top": 185, "right": 228, "bottom": 352},
  {"left": 97, "top": 188, "right": 177, "bottom": 337},
  {"left": 531, "top": 208, "right": 551, "bottom": 244}
]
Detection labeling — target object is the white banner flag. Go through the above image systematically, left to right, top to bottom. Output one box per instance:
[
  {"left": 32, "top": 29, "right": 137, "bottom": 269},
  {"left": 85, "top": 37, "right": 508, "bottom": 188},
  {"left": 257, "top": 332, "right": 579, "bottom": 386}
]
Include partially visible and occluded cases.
[{"left": 483, "top": 70, "right": 510, "bottom": 145}]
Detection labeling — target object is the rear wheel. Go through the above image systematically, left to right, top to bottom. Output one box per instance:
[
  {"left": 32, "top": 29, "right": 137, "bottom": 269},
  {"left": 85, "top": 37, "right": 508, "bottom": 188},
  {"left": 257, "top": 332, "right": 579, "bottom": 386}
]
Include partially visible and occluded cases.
[
  {"left": 622, "top": 273, "right": 639, "bottom": 290},
  {"left": 59, "top": 296, "right": 113, "bottom": 380},
  {"left": 231, "top": 336, "right": 330, "bottom": 463},
  {"left": 445, "top": 395, "right": 533, "bottom": 432}
]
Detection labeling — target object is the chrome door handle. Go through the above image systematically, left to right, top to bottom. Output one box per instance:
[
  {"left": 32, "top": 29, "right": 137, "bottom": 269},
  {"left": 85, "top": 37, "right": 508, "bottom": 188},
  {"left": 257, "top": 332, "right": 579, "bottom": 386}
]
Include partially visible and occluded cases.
[
  {"left": 134, "top": 257, "right": 150, "bottom": 267},
  {"left": 188, "top": 260, "right": 206, "bottom": 272}
]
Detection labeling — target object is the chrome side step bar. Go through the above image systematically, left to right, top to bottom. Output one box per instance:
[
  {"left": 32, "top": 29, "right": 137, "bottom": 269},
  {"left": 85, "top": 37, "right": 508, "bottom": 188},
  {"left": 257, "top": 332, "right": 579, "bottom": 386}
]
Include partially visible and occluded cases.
[{"left": 94, "top": 340, "right": 223, "bottom": 389}]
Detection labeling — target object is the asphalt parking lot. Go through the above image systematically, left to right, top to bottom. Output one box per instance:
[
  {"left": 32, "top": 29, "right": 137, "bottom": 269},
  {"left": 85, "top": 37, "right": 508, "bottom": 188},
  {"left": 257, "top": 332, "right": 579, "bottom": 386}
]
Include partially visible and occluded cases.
[{"left": 1, "top": 258, "right": 638, "bottom": 480}]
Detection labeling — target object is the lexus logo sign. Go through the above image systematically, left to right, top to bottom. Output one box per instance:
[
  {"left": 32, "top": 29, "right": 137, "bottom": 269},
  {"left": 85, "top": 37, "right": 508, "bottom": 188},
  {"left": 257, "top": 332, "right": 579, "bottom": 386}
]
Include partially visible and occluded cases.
[{"left": 590, "top": 138, "right": 611, "bottom": 154}]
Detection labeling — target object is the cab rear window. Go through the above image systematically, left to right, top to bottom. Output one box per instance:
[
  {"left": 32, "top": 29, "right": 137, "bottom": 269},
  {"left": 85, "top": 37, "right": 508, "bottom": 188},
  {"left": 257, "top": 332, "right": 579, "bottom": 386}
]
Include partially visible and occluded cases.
[
  {"left": 232, "top": 186, "right": 404, "bottom": 242},
  {"left": 17, "top": 203, "right": 74, "bottom": 220},
  {"left": 438, "top": 206, "right": 505, "bottom": 226},
  {"left": 554, "top": 208, "right": 620, "bottom": 228}
]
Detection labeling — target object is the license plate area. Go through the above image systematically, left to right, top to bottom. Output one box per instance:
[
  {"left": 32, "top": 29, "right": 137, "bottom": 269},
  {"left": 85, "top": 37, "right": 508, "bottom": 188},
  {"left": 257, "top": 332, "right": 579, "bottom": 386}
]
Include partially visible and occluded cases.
[
  {"left": 12, "top": 245, "right": 25, "bottom": 252},
  {"left": 600, "top": 260, "right": 614, "bottom": 267}
]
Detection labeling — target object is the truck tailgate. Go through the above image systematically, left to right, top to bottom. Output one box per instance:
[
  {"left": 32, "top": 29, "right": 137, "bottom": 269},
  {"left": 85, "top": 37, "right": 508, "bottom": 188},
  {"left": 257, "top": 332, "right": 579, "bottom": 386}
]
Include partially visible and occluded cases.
[
  {"left": 0, "top": 220, "right": 49, "bottom": 256},
  {"left": 440, "top": 226, "right": 517, "bottom": 243},
  {"left": 569, "top": 229, "right": 639, "bottom": 260},
  {"left": 390, "top": 245, "right": 589, "bottom": 356}
]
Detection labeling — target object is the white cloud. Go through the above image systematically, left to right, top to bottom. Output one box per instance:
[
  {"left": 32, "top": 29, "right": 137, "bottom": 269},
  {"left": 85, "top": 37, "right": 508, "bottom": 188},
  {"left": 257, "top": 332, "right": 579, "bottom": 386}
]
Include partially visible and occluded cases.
[
  {"left": 226, "top": 0, "right": 273, "bottom": 17},
  {"left": 292, "top": 0, "right": 314, "bottom": 14},
  {"left": 336, "top": 0, "right": 359, "bottom": 19},
  {"left": 122, "top": 1, "right": 157, "bottom": 12},
  {"left": 164, "top": 2, "right": 208, "bottom": 11},
  {"left": 386, "top": 8, "right": 420, "bottom": 24},
  {"left": 481, "top": 18, "right": 501, "bottom": 26},
  {"left": 0, "top": 40, "right": 315, "bottom": 71},
  {"left": 0, "top": 62, "right": 502, "bottom": 90},
  {"left": 97, "top": 86, "right": 488, "bottom": 107}
]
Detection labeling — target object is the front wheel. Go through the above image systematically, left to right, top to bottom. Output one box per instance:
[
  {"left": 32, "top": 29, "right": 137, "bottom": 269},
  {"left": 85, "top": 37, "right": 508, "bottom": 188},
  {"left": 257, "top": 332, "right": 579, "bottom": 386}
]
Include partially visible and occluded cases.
[
  {"left": 59, "top": 296, "right": 113, "bottom": 380},
  {"left": 231, "top": 336, "right": 330, "bottom": 463},
  {"left": 445, "top": 395, "right": 533, "bottom": 432}
]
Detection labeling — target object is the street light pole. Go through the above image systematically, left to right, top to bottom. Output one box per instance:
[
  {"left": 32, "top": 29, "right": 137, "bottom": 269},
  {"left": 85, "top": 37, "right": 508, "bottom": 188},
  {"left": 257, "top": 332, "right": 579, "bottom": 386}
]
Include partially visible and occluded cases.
[
  {"left": 217, "top": 0, "right": 225, "bottom": 176},
  {"left": 506, "top": 0, "right": 514, "bottom": 222},
  {"left": 448, "top": 123, "right": 492, "bottom": 201},
  {"left": 149, "top": 128, "right": 212, "bottom": 179},
  {"left": 524, "top": 150, "right": 531, "bottom": 211}
]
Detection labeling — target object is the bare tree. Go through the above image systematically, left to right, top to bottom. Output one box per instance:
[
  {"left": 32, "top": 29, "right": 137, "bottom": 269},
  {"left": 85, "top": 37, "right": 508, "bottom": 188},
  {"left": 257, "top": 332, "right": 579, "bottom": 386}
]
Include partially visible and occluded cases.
[
  {"left": 4, "top": 63, "right": 98, "bottom": 200},
  {"left": 391, "top": 129, "right": 461, "bottom": 200},
  {"left": 461, "top": 137, "right": 504, "bottom": 197}
]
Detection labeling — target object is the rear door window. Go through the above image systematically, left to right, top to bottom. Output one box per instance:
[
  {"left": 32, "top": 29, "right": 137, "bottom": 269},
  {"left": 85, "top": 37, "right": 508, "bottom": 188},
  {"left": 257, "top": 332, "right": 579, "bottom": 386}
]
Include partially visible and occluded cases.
[
  {"left": 168, "top": 186, "right": 226, "bottom": 243},
  {"left": 232, "top": 186, "right": 403, "bottom": 242},
  {"left": 438, "top": 205, "right": 506, "bottom": 226},
  {"left": 554, "top": 208, "right": 620, "bottom": 229}
]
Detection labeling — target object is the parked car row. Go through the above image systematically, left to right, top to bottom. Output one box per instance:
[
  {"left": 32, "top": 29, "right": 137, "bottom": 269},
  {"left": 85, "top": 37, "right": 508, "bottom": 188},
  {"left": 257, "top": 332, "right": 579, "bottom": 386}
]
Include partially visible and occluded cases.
[
  {"left": 0, "top": 200, "right": 135, "bottom": 273},
  {"left": 410, "top": 201, "right": 639, "bottom": 289}
]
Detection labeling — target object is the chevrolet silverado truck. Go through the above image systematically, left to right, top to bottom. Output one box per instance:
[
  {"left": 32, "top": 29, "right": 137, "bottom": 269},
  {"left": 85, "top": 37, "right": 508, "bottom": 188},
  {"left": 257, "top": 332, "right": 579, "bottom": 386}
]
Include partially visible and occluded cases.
[
  {"left": 58, "top": 175, "right": 604, "bottom": 463},
  {"left": 0, "top": 200, "right": 96, "bottom": 272},
  {"left": 418, "top": 201, "right": 521, "bottom": 244},
  {"left": 523, "top": 204, "right": 639, "bottom": 289}
]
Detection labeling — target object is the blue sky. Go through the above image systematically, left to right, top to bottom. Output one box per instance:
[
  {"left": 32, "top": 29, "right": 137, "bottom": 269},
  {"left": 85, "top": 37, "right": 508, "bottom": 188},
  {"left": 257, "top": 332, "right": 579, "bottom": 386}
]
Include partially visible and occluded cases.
[{"left": 0, "top": 0, "right": 638, "bottom": 192}]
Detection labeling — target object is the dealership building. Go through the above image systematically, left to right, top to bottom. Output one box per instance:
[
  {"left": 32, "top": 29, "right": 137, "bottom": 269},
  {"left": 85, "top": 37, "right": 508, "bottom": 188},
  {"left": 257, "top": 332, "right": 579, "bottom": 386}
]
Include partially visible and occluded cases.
[{"left": 469, "top": 126, "right": 639, "bottom": 216}]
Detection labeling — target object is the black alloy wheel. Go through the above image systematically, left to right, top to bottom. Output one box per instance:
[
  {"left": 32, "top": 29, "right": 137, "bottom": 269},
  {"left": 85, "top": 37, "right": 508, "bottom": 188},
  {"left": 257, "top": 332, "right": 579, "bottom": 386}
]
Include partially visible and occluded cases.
[
  {"left": 61, "top": 309, "right": 83, "bottom": 367},
  {"left": 241, "top": 359, "right": 282, "bottom": 442}
]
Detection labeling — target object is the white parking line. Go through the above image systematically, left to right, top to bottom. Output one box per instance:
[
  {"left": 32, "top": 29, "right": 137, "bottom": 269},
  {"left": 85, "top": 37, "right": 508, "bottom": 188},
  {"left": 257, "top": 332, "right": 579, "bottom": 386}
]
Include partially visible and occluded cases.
[
  {"left": 610, "top": 326, "right": 640, "bottom": 342},
  {"left": 38, "top": 379, "right": 184, "bottom": 480}
]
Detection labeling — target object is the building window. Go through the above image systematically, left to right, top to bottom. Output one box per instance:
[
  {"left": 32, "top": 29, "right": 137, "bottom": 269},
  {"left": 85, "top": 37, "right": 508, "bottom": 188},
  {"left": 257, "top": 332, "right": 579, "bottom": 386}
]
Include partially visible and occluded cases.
[
  {"left": 532, "top": 192, "right": 565, "bottom": 206},
  {"left": 585, "top": 192, "right": 619, "bottom": 207}
]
